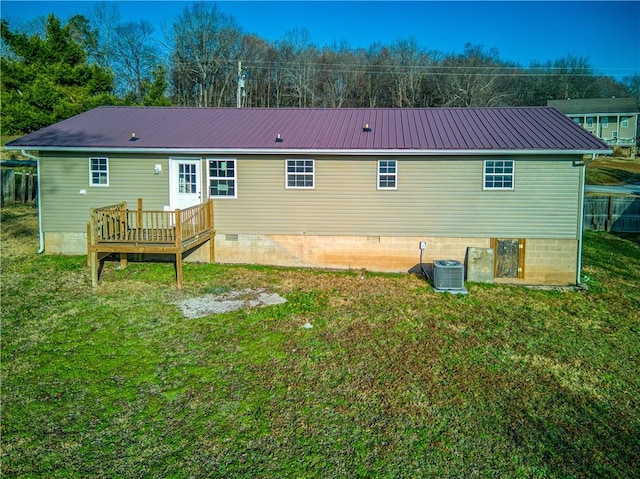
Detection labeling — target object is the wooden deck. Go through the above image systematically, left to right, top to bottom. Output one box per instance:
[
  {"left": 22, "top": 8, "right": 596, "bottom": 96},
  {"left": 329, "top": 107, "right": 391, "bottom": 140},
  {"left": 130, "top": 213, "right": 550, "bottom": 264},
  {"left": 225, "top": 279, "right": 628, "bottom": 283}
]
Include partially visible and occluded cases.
[{"left": 87, "top": 199, "right": 215, "bottom": 288}]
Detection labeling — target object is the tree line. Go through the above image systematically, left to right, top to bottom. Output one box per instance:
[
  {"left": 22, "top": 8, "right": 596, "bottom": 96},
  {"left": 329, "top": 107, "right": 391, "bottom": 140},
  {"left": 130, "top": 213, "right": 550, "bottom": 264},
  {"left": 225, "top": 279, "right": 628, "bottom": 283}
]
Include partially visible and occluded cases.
[{"left": 2, "top": 1, "right": 639, "bottom": 135}]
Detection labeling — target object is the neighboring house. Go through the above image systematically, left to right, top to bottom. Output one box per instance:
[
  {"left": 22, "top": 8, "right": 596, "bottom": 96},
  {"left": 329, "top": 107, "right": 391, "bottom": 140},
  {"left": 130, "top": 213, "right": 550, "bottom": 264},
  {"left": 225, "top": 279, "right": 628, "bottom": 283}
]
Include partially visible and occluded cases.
[
  {"left": 547, "top": 97, "right": 640, "bottom": 147},
  {"left": 5, "top": 106, "right": 610, "bottom": 285}
]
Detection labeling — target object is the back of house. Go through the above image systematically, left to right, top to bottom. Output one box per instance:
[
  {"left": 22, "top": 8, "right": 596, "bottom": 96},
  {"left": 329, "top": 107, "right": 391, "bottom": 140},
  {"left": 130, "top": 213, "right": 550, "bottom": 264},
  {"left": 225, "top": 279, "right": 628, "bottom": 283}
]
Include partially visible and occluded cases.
[{"left": 5, "top": 106, "right": 611, "bottom": 285}]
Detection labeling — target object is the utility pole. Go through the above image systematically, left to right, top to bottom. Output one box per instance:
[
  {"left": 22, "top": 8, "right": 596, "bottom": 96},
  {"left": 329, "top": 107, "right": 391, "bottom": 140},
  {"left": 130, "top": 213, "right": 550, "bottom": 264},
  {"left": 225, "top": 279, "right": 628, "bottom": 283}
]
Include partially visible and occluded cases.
[{"left": 236, "top": 61, "right": 242, "bottom": 108}]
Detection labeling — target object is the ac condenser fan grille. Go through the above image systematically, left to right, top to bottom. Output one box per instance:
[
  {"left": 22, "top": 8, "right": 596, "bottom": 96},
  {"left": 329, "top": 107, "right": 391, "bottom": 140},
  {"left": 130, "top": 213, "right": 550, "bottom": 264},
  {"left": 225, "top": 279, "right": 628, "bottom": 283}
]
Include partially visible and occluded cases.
[{"left": 433, "top": 259, "right": 465, "bottom": 291}]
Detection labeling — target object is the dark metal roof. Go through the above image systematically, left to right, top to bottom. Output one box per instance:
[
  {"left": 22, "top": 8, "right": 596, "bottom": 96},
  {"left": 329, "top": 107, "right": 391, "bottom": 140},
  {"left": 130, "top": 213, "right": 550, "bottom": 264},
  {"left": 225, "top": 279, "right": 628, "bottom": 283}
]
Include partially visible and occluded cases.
[
  {"left": 547, "top": 97, "right": 640, "bottom": 115},
  {"left": 6, "top": 106, "right": 611, "bottom": 153}
]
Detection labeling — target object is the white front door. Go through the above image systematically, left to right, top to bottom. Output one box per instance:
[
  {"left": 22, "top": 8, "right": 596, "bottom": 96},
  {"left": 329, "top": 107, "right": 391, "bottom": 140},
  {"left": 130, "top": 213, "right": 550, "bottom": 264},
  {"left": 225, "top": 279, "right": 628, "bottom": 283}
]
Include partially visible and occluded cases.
[{"left": 170, "top": 159, "right": 202, "bottom": 210}]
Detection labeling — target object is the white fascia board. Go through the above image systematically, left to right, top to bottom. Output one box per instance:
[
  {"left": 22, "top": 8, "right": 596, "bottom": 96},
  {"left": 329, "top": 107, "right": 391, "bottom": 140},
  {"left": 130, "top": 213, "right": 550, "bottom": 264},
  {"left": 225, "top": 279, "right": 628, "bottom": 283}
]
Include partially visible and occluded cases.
[
  {"left": 568, "top": 112, "right": 639, "bottom": 116},
  {"left": 7, "top": 146, "right": 613, "bottom": 156}
]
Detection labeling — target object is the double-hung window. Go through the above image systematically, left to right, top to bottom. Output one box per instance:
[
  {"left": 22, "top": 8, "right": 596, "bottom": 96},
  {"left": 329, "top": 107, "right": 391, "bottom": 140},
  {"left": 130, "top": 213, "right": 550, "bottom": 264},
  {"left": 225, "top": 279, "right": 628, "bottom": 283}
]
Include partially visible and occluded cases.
[
  {"left": 89, "top": 157, "right": 109, "bottom": 186},
  {"left": 208, "top": 159, "right": 236, "bottom": 198},
  {"left": 286, "top": 159, "right": 314, "bottom": 189},
  {"left": 484, "top": 159, "right": 514, "bottom": 190},
  {"left": 378, "top": 160, "right": 397, "bottom": 189}
]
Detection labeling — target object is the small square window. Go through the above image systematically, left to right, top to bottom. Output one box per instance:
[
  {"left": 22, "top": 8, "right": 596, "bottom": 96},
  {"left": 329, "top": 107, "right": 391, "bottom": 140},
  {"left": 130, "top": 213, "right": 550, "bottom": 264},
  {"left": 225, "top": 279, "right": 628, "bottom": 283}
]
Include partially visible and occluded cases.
[
  {"left": 89, "top": 157, "right": 109, "bottom": 186},
  {"left": 286, "top": 159, "right": 314, "bottom": 189},
  {"left": 484, "top": 159, "right": 514, "bottom": 190},
  {"left": 378, "top": 160, "right": 397, "bottom": 189}
]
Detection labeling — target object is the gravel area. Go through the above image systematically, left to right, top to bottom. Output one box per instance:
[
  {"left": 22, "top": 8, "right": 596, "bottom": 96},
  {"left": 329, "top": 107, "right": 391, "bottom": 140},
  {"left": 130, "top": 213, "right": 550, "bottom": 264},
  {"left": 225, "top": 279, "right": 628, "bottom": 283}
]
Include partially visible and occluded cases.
[{"left": 174, "top": 288, "right": 287, "bottom": 319}]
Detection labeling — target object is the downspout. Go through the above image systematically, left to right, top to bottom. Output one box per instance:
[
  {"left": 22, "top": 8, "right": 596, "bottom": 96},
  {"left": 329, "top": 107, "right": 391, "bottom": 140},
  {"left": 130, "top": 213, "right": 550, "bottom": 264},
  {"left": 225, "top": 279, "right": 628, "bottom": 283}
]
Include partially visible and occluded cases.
[
  {"left": 20, "top": 149, "right": 44, "bottom": 254},
  {"left": 577, "top": 153, "right": 597, "bottom": 285}
]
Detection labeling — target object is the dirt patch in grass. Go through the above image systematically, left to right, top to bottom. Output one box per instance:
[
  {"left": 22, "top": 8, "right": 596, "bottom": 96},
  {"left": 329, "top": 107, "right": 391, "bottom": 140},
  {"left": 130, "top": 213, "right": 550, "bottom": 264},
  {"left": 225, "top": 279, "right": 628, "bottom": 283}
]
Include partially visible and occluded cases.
[{"left": 174, "top": 288, "right": 287, "bottom": 318}]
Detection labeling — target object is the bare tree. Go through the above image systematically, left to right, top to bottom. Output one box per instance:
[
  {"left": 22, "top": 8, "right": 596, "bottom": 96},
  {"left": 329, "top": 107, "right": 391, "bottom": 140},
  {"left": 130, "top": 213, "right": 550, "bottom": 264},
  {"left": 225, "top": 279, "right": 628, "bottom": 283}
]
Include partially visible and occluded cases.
[
  {"left": 90, "top": 1, "right": 120, "bottom": 69},
  {"left": 168, "top": 2, "right": 241, "bottom": 107},
  {"left": 113, "top": 20, "right": 159, "bottom": 101},
  {"left": 279, "top": 28, "right": 319, "bottom": 107},
  {"left": 385, "top": 38, "right": 430, "bottom": 107},
  {"left": 316, "top": 43, "right": 361, "bottom": 107},
  {"left": 434, "top": 43, "right": 514, "bottom": 107}
]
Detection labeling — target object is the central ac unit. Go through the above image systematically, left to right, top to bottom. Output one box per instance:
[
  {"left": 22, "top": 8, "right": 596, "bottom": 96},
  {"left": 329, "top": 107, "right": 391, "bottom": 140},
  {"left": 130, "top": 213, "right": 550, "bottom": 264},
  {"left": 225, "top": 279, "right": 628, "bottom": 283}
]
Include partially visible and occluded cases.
[{"left": 433, "top": 259, "right": 466, "bottom": 292}]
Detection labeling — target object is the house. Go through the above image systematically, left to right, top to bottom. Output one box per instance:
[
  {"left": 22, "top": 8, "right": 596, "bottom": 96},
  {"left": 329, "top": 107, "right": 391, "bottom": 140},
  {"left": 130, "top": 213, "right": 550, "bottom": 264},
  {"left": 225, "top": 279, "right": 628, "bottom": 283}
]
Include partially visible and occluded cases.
[
  {"left": 547, "top": 97, "right": 639, "bottom": 147},
  {"left": 5, "top": 106, "right": 611, "bottom": 286}
]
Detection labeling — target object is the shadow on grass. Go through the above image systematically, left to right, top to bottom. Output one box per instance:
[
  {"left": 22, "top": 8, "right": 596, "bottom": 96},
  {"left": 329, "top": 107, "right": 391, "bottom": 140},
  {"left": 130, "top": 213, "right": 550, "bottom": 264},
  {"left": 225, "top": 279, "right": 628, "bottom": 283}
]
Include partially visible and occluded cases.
[{"left": 497, "top": 372, "right": 639, "bottom": 477}]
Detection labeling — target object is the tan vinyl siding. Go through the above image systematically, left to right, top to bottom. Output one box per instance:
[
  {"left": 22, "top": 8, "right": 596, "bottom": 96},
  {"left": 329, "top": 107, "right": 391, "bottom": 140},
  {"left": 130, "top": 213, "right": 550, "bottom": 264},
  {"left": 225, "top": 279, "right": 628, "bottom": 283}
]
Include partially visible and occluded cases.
[
  {"left": 40, "top": 153, "right": 170, "bottom": 232},
  {"left": 212, "top": 155, "right": 581, "bottom": 239}
]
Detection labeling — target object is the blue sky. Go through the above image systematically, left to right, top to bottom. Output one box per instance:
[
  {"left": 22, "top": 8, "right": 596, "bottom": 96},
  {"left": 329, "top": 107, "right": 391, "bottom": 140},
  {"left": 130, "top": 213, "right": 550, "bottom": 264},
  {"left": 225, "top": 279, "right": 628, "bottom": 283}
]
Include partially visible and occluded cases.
[{"left": 1, "top": 1, "right": 639, "bottom": 79}]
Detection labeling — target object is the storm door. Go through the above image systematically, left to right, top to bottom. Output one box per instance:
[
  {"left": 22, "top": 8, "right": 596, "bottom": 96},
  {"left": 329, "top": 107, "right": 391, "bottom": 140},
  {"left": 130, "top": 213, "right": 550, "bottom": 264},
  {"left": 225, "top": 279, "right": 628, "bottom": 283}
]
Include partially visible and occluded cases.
[{"left": 169, "top": 159, "right": 202, "bottom": 210}]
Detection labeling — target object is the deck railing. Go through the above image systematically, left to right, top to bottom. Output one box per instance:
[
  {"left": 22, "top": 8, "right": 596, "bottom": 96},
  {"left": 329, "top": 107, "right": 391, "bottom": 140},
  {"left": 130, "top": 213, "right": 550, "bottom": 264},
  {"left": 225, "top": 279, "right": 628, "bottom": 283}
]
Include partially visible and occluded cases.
[{"left": 90, "top": 198, "right": 214, "bottom": 246}]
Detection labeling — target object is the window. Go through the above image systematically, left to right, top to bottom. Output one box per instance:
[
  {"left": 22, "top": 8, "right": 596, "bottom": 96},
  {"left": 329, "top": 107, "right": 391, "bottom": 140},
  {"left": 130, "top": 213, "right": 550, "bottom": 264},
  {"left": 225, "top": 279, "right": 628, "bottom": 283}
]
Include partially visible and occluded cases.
[
  {"left": 586, "top": 117, "right": 594, "bottom": 128},
  {"left": 602, "top": 117, "right": 609, "bottom": 128},
  {"left": 621, "top": 117, "right": 629, "bottom": 128},
  {"left": 89, "top": 157, "right": 109, "bottom": 186},
  {"left": 208, "top": 159, "right": 236, "bottom": 198},
  {"left": 286, "top": 159, "right": 314, "bottom": 188},
  {"left": 484, "top": 159, "right": 514, "bottom": 190},
  {"left": 378, "top": 160, "right": 397, "bottom": 189},
  {"left": 178, "top": 163, "right": 197, "bottom": 193}
]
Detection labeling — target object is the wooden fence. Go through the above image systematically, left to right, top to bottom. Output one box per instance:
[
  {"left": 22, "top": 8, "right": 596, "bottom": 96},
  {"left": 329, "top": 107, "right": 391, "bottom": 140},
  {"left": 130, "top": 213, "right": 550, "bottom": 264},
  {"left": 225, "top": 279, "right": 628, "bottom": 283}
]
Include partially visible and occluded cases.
[
  {"left": 1, "top": 169, "right": 37, "bottom": 206},
  {"left": 584, "top": 195, "right": 640, "bottom": 232}
]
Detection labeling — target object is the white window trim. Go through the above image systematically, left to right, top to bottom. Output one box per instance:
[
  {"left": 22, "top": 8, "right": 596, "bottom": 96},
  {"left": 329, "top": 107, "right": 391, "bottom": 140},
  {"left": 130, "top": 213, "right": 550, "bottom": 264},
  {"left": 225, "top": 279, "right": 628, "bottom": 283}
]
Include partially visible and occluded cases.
[
  {"left": 602, "top": 117, "right": 609, "bottom": 127},
  {"left": 621, "top": 117, "right": 629, "bottom": 128},
  {"left": 89, "top": 157, "right": 109, "bottom": 187},
  {"left": 207, "top": 158, "right": 237, "bottom": 199},
  {"left": 285, "top": 159, "right": 315, "bottom": 189},
  {"left": 377, "top": 159, "right": 398, "bottom": 190},
  {"left": 483, "top": 159, "right": 515, "bottom": 191}
]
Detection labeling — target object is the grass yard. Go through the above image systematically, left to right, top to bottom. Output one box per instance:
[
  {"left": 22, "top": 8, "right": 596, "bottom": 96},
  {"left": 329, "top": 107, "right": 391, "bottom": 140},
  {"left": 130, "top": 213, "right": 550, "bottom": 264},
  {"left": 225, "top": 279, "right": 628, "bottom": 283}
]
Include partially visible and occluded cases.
[
  {"left": 586, "top": 155, "right": 640, "bottom": 186},
  {"left": 1, "top": 205, "right": 639, "bottom": 478}
]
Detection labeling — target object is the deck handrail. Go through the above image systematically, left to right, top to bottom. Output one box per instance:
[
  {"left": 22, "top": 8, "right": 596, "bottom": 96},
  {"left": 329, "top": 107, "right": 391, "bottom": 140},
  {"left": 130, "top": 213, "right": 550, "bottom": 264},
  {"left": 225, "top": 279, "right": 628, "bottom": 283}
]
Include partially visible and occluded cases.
[
  {"left": 89, "top": 199, "right": 214, "bottom": 246},
  {"left": 90, "top": 201, "right": 127, "bottom": 242}
]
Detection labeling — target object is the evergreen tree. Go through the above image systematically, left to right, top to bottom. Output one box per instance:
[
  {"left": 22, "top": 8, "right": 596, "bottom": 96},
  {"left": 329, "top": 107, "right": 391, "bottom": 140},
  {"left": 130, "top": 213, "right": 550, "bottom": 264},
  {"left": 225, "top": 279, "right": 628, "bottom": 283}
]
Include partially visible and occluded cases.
[{"left": 1, "top": 15, "right": 114, "bottom": 134}]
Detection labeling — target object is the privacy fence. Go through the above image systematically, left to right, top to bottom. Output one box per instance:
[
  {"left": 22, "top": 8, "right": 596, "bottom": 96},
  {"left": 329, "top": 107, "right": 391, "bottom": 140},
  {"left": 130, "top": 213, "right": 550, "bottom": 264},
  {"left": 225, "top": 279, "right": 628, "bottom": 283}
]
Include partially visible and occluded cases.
[
  {"left": 1, "top": 169, "right": 37, "bottom": 206},
  {"left": 584, "top": 195, "right": 640, "bottom": 232}
]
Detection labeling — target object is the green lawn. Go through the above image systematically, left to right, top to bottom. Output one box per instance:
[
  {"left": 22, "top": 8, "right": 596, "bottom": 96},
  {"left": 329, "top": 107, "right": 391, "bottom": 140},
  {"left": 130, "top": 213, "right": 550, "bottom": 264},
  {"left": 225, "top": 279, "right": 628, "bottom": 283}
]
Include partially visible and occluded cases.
[
  {"left": 586, "top": 156, "right": 640, "bottom": 186},
  {"left": 2, "top": 205, "right": 639, "bottom": 478}
]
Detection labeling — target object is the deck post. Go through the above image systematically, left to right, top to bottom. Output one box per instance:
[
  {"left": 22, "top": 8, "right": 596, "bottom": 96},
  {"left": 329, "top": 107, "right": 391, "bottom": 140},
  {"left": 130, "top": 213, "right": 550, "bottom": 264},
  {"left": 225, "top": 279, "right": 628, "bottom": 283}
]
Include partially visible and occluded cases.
[
  {"left": 136, "top": 198, "right": 144, "bottom": 261},
  {"left": 137, "top": 198, "right": 143, "bottom": 230},
  {"left": 208, "top": 200, "right": 215, "bottom": 263},
  {"left": 119, "top": 202, "right": 127, "bottom": 239},
  {"left": 175, "top": 208, "right": 183, "bottom": 288},
  {"left": 87, "top": 217, "right": 99, "bottom": 287},
  {"left": 87, "top": 221, "right": 92, "bottom": 267},
  {"left": 91, "top": 250, "right": 99, "bottom": 287}
]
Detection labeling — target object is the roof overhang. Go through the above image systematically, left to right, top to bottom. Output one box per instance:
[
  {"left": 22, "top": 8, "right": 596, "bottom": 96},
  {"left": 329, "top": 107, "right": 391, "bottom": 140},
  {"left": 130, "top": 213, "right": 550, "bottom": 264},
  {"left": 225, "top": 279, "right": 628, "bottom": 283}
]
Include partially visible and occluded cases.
[{"left": 5, "top": 146, "right": 613, "bottom": 156}]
